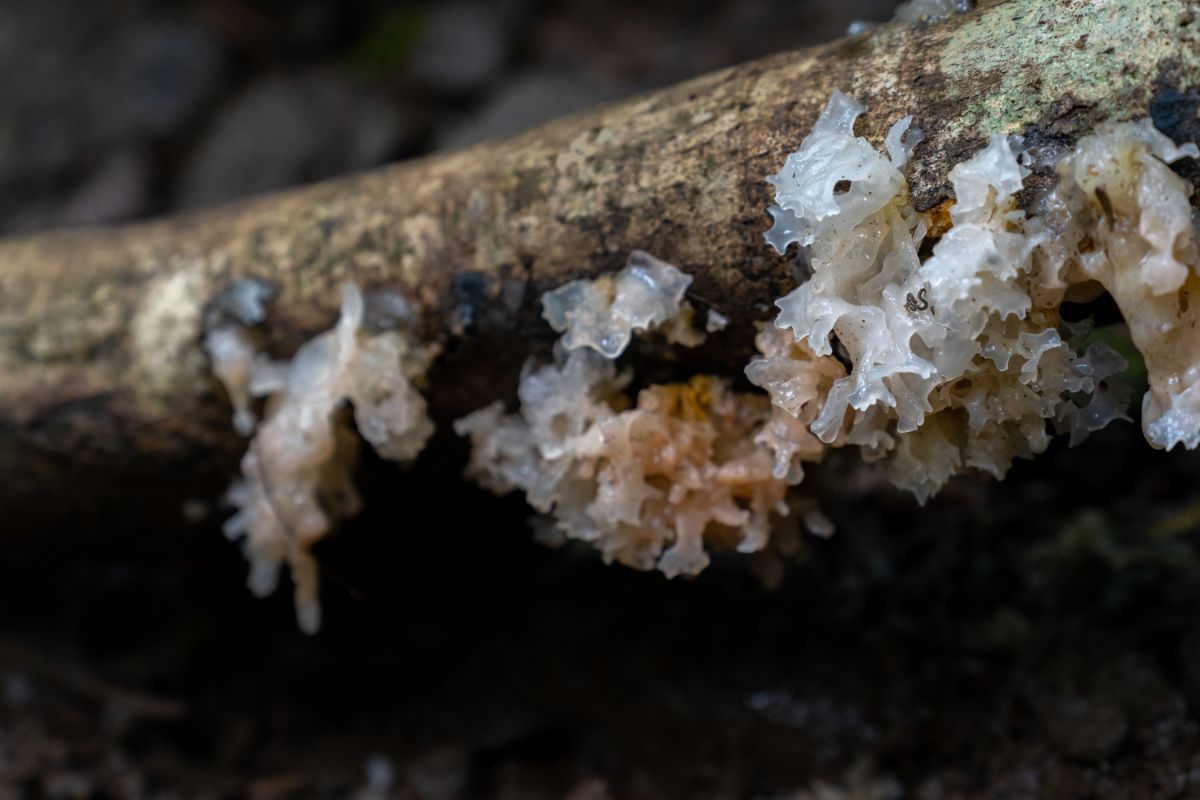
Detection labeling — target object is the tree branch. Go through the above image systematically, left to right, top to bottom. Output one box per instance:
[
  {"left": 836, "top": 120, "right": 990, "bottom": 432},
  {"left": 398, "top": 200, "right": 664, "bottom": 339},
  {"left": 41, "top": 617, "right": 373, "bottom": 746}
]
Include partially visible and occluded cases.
[{"left": 0, "top": 0, "right": 1196, "bottom": 530}]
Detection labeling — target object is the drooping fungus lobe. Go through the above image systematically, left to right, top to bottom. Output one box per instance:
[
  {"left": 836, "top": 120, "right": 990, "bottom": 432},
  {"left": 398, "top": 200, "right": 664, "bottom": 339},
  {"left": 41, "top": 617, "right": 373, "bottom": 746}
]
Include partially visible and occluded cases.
[
  {"left": 1041, "top": 121, "right": 1200, "bottom": 450},
  {"left": 456, "top": 252, "right": 832, "bottom": 578},
  {"left": 203, "top": 278, "right": 276, "bottom": 437},
  {"left": 207, "top": 283, "right": 437, "bottom": 633},
  {"left": 744, "top": 325, "right": 847, "bottom": 484}
]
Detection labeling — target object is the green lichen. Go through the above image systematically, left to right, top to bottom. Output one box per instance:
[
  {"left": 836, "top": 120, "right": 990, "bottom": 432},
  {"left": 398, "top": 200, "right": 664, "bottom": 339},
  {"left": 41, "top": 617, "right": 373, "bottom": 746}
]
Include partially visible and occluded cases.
[{"left": 940, "top": 0, "right": 1199, "bottom": 136}]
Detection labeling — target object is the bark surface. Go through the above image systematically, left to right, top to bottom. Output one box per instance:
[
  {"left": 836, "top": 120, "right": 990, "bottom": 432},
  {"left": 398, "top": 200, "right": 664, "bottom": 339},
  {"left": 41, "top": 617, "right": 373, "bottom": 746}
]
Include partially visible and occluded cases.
[{"left": 0, "top": 0, "right": 1197, "bottom": 527}]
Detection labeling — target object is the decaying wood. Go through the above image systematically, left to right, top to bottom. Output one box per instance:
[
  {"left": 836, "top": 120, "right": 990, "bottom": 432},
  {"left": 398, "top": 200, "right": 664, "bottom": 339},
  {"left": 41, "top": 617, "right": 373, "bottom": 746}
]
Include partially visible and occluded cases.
[{"left": 0, "top": 0, "right": 1197, "bottom": 530}]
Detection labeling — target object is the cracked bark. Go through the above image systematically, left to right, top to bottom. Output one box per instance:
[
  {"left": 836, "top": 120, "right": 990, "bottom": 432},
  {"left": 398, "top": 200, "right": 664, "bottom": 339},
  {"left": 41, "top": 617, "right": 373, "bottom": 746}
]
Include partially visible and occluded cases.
[{"left": 0, "top": 0, "right": 1197, "bottom": 532}]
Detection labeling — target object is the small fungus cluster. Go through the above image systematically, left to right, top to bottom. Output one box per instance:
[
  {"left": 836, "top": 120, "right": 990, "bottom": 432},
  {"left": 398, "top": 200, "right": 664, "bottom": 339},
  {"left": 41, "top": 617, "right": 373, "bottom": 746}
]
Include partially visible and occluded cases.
[
  {"left": 456, "top": 252, "right": 825, "bottom": 577},
  {"left": 207, "top": 283, "right": 436, "bottom": 633}
]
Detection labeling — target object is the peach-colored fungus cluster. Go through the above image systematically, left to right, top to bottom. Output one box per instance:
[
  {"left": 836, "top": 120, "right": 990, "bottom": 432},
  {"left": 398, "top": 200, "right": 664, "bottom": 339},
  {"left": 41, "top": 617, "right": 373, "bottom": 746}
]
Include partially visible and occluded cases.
[{"left": 456, "top": 252, "right": 837, "bottom": 577}]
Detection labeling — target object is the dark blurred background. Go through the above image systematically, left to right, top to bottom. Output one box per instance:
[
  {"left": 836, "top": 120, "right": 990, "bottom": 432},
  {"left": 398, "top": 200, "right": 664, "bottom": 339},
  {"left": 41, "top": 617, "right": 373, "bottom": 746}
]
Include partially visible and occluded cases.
[
  {"left": 0, "top": 0, "right": 901, "bottom": 235},
  {"left": 11, "top": 2, "right": 1200, "bottom": 799}
]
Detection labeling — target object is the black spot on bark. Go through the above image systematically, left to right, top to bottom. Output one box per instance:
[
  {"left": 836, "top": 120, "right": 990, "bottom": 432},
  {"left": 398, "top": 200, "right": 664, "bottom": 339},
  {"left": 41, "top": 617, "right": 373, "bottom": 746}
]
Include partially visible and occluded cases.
[
  {"left": 1152, "top": 58, "right": 1200, "bottom": 139},
  {"left": 1151, "top": 60, "right": 1200, "bottom": 183},
  {"left": 1150, "top": 88, "right": 1200, "bottom": 146},
  {"left": 453, "top": 271, "right": 493, "bottom": 334}
]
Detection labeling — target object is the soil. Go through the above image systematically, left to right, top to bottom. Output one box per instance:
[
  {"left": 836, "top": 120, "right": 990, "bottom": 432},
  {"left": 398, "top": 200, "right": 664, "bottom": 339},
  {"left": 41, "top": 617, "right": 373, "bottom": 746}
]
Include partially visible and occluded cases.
[{"left": 5, "top": 420, "right": 1200, "bottom": 798}]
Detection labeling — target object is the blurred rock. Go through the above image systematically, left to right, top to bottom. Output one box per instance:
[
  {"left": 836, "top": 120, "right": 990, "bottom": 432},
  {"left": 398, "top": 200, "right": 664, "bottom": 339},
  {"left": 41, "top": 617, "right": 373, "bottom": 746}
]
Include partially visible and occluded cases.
[
  {"left": 283, "top": 0, "right": 348, "bottom": 53},
  {"left": 409, "top": 1, "right": 527, "bottom": 95},
  {"left": 0, "top": 9, "right": 226, "bottom": 187},
  {"left": 96, "top": 19, "right": 227, "bottom": 142},
  {"left": 435, "top": 70, "right": 613, "bottom": 151},
  {"left": 175, "top": 71, "right": 409, "bottom": 210},
  {"left": 59, "top": 151, "right": 152, "bottom": 228},
  {"left": 1179, "top": 625, "right": 1200, "bottom": 696},
  {"left": 1095, "top": 653, "right": 1193, "bottom": 756},
  {"left": 1037, "top": 694, "right": 1129, "bottom": 762},
  {"left": 405, "top": 746, "right": 469, "bottom": 800}
]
